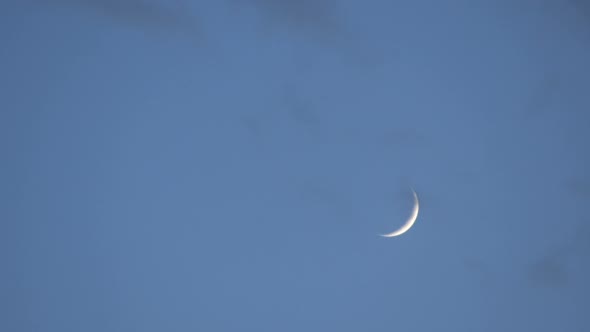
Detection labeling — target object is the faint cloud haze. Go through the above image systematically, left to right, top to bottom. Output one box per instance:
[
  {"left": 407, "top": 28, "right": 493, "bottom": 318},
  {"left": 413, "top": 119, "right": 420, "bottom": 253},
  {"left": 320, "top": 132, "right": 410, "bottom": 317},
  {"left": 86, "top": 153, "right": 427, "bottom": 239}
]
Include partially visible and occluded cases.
[
  {"left": 38, "top": 0, "right": 201, "bottom": 36},
  {"left": 224, "top": 0, "right": 390, "bottom": 68},
  {"left": 227, "top": 0, "right": 369, "bottom": 56},
  {"left": 237, "top": 0, "right": 343, "bottom": 35},
  {"left": 570, "top": 0, "right": 590, "bottom": 21},
  {"left": 525, "top": 72, "right": 561, "bottom": 118},
  {"left": 280, "top": 83, "right": 318, "bottom": 129},
  {"left": 379, "top": 128, "right": 426, "bottom": 150},
  {"left": 568, "top": 177, "right": 590, "bottom": 198},
  {"left": 527, "top": 222, "right": 590, "bottom": 288},
  {"left": 528, "top": 252, "right": 569, "bottom": 287},
  {"left": 463, "top": 257, "right": 496, "bottom": 286}
]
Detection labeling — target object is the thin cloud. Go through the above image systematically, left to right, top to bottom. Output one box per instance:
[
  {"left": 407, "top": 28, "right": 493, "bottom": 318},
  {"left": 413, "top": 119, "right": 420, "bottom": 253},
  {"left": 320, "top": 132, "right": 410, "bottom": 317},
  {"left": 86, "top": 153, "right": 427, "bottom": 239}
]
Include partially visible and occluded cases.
[
  {"left": 40, "top": 0, "right": 199, "bottom": 34},
  {"left": 226, "top": 0, "right": 392, "bottom": 67},
  {"left": 228, "top": 0, "right": 349, "bottom": 46},
  {"left": 243, "top": 0, "right": 341, "bottom": 32},
  {"left": 569, "top": 0, "right": 590, "bottom": 22},
  {"left": 524, "top": 72, "right": 561, "bottom": 118},
  {"left": 280, "top": 82, "right": 318, "bottom": 128},
  {"left": 568, "top": 177, "right": 590, "bottom": 198},
  {"left": 526, "top": 222, "right": 589, "bottom": 288},
  {"left": 528, "top": 252, "right": 569, "bottom": 287},
  {"left": 462, "top": 257, "right": 496, "bottom": 286}
]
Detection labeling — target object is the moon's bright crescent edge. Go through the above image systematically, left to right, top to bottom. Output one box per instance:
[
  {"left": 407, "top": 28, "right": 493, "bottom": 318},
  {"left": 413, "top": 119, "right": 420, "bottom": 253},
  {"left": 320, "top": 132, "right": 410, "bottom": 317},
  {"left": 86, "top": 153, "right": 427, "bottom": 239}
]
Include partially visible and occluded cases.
[{"left": 380, "top": 190, "right": 419, "bottom": 237}]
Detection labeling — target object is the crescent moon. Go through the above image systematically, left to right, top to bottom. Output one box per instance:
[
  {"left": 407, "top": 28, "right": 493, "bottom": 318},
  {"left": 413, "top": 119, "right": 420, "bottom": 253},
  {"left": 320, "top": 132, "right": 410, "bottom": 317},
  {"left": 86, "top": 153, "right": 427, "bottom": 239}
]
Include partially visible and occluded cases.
[{"left": 380, "top": 189, "right": 419, "bottom": 237}]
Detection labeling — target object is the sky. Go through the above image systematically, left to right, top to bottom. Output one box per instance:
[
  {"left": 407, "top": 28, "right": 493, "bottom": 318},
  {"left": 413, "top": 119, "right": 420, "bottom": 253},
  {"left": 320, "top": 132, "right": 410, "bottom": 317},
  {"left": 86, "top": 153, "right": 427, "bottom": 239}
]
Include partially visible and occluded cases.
[{"left": 1, "top": 1, "right": 590, "bottom": 331}]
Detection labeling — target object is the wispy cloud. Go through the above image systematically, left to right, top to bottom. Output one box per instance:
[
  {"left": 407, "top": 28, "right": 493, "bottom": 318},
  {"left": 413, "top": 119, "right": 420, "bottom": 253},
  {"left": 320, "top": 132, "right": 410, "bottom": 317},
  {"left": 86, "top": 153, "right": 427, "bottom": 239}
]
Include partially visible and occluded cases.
[
  {"left": 39, "top": 0, "right": 200, "bottom": 35},
  {"left": 225, "top": 0, "right": 391, "bottom": 67},
  {"left": 227, "top": 0, "right": 350, "bottom": 48},
  {"left": 240, "top": 0, "right": 342, "bottom": 34},
  {"left": 569, "top": 0, "right": 590, "bottom": 22},
  {"left": 279, "top": 82, "right": 318, "bottom": 129},
  {"left": 568, "top": 177, "right": 590, "bottom": 198},
  {"left": 526, "top": 222, "right": 590, "bottom": 288},
  {"left": 528, "top": 251, "right": 569, "bottom": 287}
]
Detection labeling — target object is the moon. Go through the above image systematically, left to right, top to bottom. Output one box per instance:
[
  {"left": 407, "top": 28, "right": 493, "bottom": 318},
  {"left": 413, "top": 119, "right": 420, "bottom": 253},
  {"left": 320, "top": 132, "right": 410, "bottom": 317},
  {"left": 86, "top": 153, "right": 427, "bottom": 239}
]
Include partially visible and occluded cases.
[{"left": 380, "top": 189, "right": 419, "bottom": 237}]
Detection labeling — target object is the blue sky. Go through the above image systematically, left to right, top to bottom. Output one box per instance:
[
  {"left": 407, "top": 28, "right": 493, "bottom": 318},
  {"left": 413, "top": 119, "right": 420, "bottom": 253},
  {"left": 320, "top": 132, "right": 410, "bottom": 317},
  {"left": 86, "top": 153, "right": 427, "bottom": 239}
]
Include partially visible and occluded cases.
[{"left": 2, "top": 1, "right": 590, "bottom": 331}]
